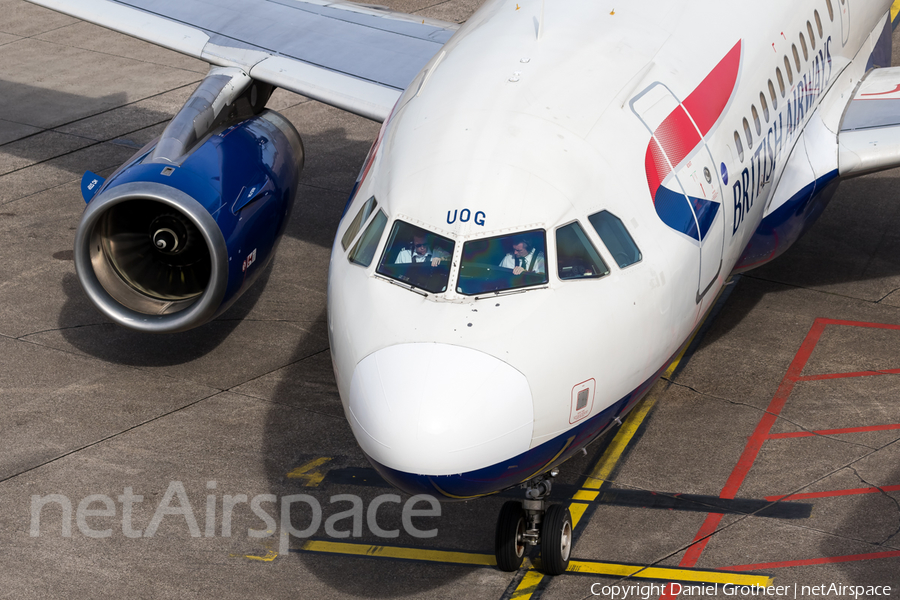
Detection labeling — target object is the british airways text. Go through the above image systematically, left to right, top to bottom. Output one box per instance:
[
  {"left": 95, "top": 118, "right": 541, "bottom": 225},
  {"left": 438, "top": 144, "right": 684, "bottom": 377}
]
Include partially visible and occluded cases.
[{"left": 732, "top": 36, "right": 833, "bottom": 236}]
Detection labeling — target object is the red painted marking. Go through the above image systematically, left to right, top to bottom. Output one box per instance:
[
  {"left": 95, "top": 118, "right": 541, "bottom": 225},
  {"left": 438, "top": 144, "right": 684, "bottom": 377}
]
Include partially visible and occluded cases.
[
  {"left": 644, "top": 40, "right": 741, "bottom": 203},
  {"left": 682, "top": 41, "right": 742, "bottom": 136},
  {"left": 860, "top": 83, "right": 900, "bottom": 97},
  {"left": 647, "top": 106, "right": 701, "bottom": 201},
  {"left": 656, "top": 106, "right": 702, "bottom": 163},
  {"left": 645, "top": 138, "right": 668, "bottom": 199},
  {"left": 656, "top": 318, "right": 900, "bottom": 598},
  {"left": 812, "top": 318, "right": 900, "bottom": 331},
  {"left": 664, "top": 319, "right": 826, "bottom": 587},
  {"left": 717, "top": 321, "right": 826, "bottom": 502},
  {"left": 797, "top": 367, "right": 900, "bottom": 381},
  {"left": 768, "top": 423, "right": 900, "bottom": 439},
  {"left": 766, "top": 484, "right": 900, "bottom": 502},
  {"left": 678, "top": 513, "right": 725, "bottom": 570},
  {"left": 722, "top": 549, "right": 900, "bottom": 571}
]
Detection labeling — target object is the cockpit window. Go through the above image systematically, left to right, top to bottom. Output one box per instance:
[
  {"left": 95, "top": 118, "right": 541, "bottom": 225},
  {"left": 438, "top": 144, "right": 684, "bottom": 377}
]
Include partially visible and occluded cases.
[
  {"left": 341, "top": 196, "right": 377, "bottom": 250},
  {"left": 348, "top": 209, "right": 387, "bottom": 267},
  {"left": 588, "top": 211, "right": 642, "bottom": 268},
  {"left": 376, "top": 220, "right": 455, "bottom": 293},
  {"left": 556, "top": 222, "right": 609, "bottom": 280},
  {"left": 457, "top": 229, "right": 548, "bottom": 295}
]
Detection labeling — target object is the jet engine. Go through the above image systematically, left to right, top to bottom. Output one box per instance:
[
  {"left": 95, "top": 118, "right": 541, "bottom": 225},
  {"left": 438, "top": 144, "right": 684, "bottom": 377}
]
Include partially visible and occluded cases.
[{"left": 75, "top": 68, "right": 304, "bottom": 333}]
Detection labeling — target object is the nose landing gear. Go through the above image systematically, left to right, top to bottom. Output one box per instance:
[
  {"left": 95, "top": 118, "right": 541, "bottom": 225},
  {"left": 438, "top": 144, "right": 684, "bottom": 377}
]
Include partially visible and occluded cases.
[
  {"left": 494, "top": 469, "right": 572, "bottom": 575},
  {"left": 541, "top": 504, "right": 573, "bottom": 575}
]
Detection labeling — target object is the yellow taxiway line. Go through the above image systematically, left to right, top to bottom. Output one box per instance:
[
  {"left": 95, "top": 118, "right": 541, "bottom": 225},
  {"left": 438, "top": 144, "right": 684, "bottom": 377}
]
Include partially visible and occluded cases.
[
  {"left": 290, "top": 283, "right": 767, "bottom": 594},
  {"left": 509, "top": 286, "right": 747, "bottom": 597},
  {"left": 296, "top": 313, "right": 772, "bottom": 591},
  {"left": 300, "top": 539, "right": 495, "bottom": 566},
  {"left": 299, "top": 540, "right": 771, "bottom": 587},
  {"left": 567, "top": 561, "right": 771, "bottom": 587}
]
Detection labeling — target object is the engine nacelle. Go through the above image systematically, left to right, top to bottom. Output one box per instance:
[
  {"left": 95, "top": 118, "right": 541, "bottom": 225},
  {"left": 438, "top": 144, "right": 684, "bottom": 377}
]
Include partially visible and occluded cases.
[{"left": 75, "top": 108, "right": 303, "bottom": 333}]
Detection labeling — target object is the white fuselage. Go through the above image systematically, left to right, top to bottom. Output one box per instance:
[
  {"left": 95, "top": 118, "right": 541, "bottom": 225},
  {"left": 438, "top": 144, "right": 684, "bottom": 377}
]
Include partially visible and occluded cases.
[{"left": 327, "top": 0, "right": 892, "bottom": 498}]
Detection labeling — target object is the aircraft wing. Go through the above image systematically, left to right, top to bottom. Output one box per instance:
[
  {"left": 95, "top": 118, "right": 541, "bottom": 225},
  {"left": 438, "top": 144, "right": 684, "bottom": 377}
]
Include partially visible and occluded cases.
[
  {"left": 27, "top": 0, "right": 459, "bottom": 121},
  {"left": 839, "top": 66, "right": 900, "bottom": 177}
]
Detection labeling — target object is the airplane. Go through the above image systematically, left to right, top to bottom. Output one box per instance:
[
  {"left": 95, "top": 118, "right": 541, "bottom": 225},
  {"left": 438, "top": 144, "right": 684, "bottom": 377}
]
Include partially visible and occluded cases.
[{"left": 24, "top": 0, "right": 900, "bottom": 576}]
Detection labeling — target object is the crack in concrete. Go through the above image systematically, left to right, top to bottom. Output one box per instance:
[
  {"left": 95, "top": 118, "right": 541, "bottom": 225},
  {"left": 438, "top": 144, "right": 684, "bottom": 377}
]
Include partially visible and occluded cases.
[
  {"left": 413, "top": 0, "right": 470, "bottom": 23},
  {"left": 6, "top": 22, "right": 73, "bottom": 42},
  {"left": 34, "top": 32, "right": 208, "bottom": 76},
  {"left": 0, "top": 36, "right": 24, "bottom": 50},
  {"left": 0, "top": 81, "right": 198, "bottom": 152},
  {"left": 0, "top": 129, "right": 162, "bottom": 179},
  {"left": 0, "top": 163, "right": 114, "bottom": 207},
  {"left": 298, "top": 180, "right": 360, "bottom": 195},
  {"left": 741, "top": 273, "right": 890, "bottom": 305},
  {"left": 875, "top": 286, "right": 900, "bottom": 304},
  {"left": 16, "top": 317, "right": 326, "bottom": 340},
  {"left": 213, "top": 317, "right": 326, "bottom": 324},
  {"left": 16, "top": 323, "right": 109, "bottom": 340},
  {"left": 15, "top": 325, "right": 328, "bottom": 394},
  {"left": 0, "top": 340, "right": 336, "bottom": 486},
  {"left": 222, "top": 346, "right": 331, "bottom": 389},
  {"left": 222, "top": 347, "right": 341, "bottom": 418},
  {"left": 662, "top": 378, "right": 879, "bottom": 450},
  {"left": 0, "top": 389, "right": 224, "bottom": 486},
  {"left": 237, "top": 395, "right": 345, "bottom": 420},
  {"left": 572, "top": 417, "right": 900, "bottom": 595},
  {"left": 671, "top": 436, "right": 900, "bottom": 558},
  {"left": 848, "top": 465, "right": 900, "bottom": 547}
]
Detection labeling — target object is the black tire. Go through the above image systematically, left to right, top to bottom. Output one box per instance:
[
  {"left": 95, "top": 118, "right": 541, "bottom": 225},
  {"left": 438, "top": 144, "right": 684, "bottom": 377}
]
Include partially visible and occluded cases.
[
  {"left": 495, "top": 501, "right": 526, "bottom": 571},
  {"left": 541, "top": 504, "right": 572, "bottom": 575}
]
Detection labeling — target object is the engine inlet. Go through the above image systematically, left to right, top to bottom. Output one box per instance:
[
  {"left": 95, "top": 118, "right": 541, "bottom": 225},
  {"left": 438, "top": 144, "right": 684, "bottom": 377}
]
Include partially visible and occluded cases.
[
  {"left": 75, "top": 182, "right": 229, "bottom": 333},
  {"left": 97, "top": 200, "right": 212, "bottom": 304}
]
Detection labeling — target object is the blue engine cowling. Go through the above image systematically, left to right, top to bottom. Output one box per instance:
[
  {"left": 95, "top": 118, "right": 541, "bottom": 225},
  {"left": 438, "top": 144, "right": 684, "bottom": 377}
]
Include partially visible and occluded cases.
[{"left": 75, "top": 110, "right": 303, "bottom": 333}]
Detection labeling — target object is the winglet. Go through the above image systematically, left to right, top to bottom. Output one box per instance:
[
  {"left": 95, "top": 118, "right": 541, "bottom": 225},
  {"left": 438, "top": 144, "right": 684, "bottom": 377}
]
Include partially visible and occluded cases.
[{"left": 81, "top": 171, "right": 105, "bottom": 203}]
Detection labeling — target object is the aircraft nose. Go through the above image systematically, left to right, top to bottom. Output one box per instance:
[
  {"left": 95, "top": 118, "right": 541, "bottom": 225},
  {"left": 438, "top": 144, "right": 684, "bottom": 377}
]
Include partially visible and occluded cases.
[{"left": 347, "top": 343, "right": 534, "bottom": 476}]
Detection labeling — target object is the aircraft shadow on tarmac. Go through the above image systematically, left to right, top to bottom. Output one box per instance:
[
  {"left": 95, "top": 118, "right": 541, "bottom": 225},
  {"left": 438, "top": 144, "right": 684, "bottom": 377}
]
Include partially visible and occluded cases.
[
  {"left": 0, "top": 80, "right": 154, "bottom": 156},
  {"left": 699, "top": 170, "right": 900, "bottom": 350},
  {"left": 54, "top": 267, "right": 272, "bottom": 366},
  {"left": 256, "top": 326, "right": 516, "bottom": 595},
  {"left": 822, "top": 461, "right": 900, "bottom": 587}
]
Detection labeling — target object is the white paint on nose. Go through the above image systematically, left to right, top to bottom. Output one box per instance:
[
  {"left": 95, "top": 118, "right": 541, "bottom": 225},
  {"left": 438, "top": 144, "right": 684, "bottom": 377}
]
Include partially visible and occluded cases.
[{"left": 348, "top": 343, "right": 534, "bottom": 475}]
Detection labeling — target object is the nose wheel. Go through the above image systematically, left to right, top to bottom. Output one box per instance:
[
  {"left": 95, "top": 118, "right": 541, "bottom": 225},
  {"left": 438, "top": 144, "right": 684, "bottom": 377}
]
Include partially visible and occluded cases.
[
  {"left": 493, "top": 471, "right": 572, "bottom": 575},
  {"left": 495, "top": 501, "right": 527, "bottom": 571},
  {"left": 541, "top": 504, "right": 572, "bottom": 575}
]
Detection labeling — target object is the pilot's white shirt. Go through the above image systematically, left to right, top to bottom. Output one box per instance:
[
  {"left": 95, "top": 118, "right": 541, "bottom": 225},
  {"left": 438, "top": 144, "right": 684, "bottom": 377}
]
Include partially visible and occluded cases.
[
  {"left": 396, "top": 248, "right": 443, "bottom": 264},
  {"left": 500, "top": 249, "right": 545, "bottom": 274}
]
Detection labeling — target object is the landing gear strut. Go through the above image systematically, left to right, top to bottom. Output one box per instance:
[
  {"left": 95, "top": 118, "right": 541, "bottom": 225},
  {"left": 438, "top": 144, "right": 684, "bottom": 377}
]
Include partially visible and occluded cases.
[{"left": 493, "top": 469, "right": 572, "bottom": 575}]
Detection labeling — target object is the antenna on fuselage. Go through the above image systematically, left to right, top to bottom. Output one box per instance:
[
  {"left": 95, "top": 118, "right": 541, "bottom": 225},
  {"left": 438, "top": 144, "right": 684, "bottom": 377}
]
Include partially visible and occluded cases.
[{"left": 534, "top": 0, "right": 544, "bottom": 41}]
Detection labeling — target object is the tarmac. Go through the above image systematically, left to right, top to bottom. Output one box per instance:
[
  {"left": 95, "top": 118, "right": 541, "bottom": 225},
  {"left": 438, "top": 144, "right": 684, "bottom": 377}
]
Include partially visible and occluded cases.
[{"left": 2, "top": 1, "right": 900, "bottom": 598}]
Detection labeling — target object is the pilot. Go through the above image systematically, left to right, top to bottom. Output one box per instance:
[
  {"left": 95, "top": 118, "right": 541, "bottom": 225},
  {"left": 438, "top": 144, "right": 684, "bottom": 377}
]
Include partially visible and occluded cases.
[
  {"left": 395, "top": 234, "right": 446, "bottom": 267},
  {"left": 501, "top": 238, "right": 545, "bottom": 275}
]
